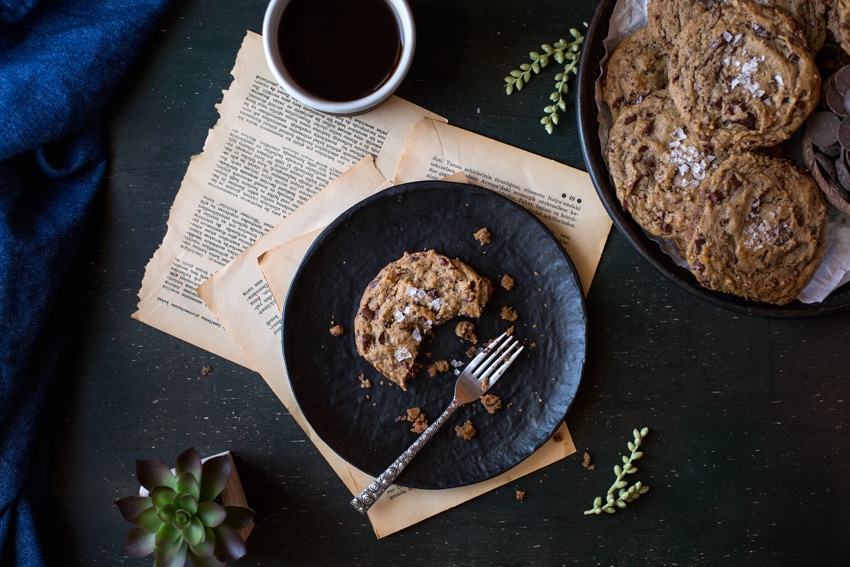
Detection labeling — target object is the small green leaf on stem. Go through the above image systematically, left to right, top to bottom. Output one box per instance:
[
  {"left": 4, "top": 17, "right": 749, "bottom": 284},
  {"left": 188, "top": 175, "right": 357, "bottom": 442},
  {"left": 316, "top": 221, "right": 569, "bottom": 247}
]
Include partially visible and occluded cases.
[
  {"left": 503, "top": 24, "right": 586, "bottom": 133},
  {"left": 584, "top": 427, "right": 651, "bottom": 516}
]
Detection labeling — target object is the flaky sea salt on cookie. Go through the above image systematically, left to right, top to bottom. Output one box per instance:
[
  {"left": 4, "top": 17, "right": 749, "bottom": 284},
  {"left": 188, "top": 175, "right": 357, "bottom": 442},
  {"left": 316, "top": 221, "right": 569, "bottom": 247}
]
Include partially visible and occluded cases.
[
  {"left": 667, "top": 0, "right": 820, "bottom": 150},
  {"left": 606, "top": 90, "right": 726, "bottom": 249},
  {"left": 684, "top": 152, "right": 827, "bottom": 305}
]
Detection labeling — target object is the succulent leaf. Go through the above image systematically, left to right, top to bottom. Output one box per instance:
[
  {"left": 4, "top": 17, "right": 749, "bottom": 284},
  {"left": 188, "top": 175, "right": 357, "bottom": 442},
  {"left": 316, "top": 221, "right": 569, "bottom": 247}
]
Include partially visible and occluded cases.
[
  {"left": 175, "top": 447, "right": 204, "bottom": 483},
  {"left": 199, "top": 454, "right": 232, "bottom": 502},
  {"left": 137, "top": 458, "right": 178, "bottom": 491},
  {"left": 176, "top": 471, "right": 200, "bottom": 500},
  {"left": 151, "top": 485, "right": 176, "bottom": 509},
  {"left": 176, "top": 491, "right": 199, "bottom": 515},
  {"left": 115, "top": 496, "right": 153, "bottom": 522},
  {"left": 197, "top": 500, "right": 227, "bottom": 528},
  {"left": 157, "top": 503, "right": 177, "bottom": 525},
  {"left": 223, "top": 504, "right": 256, "bottom": 529},
  {"left": 136, "top": 505, "right": 165, "bottom": 533},
  {"left": 172, "top": 508, "right": 193, "bottom": 530},
  {"left": 183, "top": 516, "right": 206, "bottom": 547},
  {"left": 155, "top": 523, "right": 182, "bottom": 546},
  {"left": 213, "top": 523, "right": 248, "bottom": 563},
  {"left": 124, "top": 525, "right": 156, "bottom": 557},
  {"left": 154, "top": 525, "right": 184, "bottom": 561},
  {"left": 190, "top": 526, "right": 217, "bottom": 558},
  {"left": 153, "top": 540, "right": 188, "bottom": 567}
]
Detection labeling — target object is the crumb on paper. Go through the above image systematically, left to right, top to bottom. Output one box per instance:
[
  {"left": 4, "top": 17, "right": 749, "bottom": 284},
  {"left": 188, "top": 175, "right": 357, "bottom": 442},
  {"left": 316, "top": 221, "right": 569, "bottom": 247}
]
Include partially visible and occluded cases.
[
  {"left": 473, "top": 227, "right": 492, "bottom": 245},
  {"left": 501, "top": 274, "right": 515, "bottom": 290},
  {"left": 500, "top": 306, "right": 518, "bottom": 321},
  {"left": 455, "top": 320, "right": 478, "bottom": 344},
  {"left": 329, "top": 324, "right": 344, "bottom": 337},
  {"left": 427, "top": 359, "right": 450, "bottom": 377},
  {"left": 200, "top": 365, "right": 213, "bottom": 376},
  {"left": 358, "top": 373, "right": 371, "bottom": 389},
  {"left": 480, "top": 393, "right": 502, "bottom": 414},
  {"left": 406, "top": 407, "right": 428, "bottom": 434},
  {"left": 455, "top": 419, "right": 477, "bottom": 439},
  {"left": 582, "top": 451, "right": 595, "bottom": 470},
  {"left": 515, "top": 489, "right": 526, "bottom": 501}
]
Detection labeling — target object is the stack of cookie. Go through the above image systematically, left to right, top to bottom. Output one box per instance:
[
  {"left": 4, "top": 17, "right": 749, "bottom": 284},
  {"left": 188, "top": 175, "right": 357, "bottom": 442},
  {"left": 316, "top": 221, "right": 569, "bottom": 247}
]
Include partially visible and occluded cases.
[{"left": 603, "top": 0, "right": 830, "bottom": 305}]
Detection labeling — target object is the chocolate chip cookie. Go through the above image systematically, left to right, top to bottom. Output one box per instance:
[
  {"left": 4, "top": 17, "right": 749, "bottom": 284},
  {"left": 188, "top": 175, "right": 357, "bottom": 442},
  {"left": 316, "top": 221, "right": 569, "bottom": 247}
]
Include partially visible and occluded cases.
[
  {"left": 647, "top": 0, "right": 723, "bottom": 50},
  {"left": 667, "top": 0, "right": 820, "bottom": 150},
  {"left": 753, "top": 0, "right": 827, "bottom": 53},
  {"left": 827, "top": 0, "right": 850, "bottom": 56},
  {"left": 602, "top": 26, "right": 669, "bottom": 122},
  {"left": 606, "top": 90, "right": 726, "bottom": 248},
  {"left": 684, "top": 152, "right": 828, "bottom": 305},
  {"left": 354, "top": 250, "right": 493, "bottom": 390}
]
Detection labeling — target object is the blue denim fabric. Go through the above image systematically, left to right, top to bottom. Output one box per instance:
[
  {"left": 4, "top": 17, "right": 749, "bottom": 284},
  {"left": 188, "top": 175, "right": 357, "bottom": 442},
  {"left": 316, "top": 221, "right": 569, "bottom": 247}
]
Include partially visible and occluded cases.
[{"left": 0, "top": 1, "right": 171, "bottom": 563}]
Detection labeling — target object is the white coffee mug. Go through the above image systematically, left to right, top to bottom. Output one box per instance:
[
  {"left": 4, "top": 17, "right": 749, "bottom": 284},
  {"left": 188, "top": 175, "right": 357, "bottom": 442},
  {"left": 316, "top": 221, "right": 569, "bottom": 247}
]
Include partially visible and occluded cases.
[{"left": 262, "top": 0, "right": 416, "bottom": 116}]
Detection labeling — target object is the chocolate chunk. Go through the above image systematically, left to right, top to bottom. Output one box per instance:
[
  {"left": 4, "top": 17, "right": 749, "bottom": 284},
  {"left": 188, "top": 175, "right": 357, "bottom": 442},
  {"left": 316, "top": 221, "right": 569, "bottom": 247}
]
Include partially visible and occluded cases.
[
  {"left": 835, "top": 65, "right": 850, "bottom": 97},
  {"left": 827, "top": 86, "right": 850, "bottom": 117},
  {"left": 806, "top": 112, "right": 841, "bottom": 148},
  {"left": 838, "top": 117, "right": 850, "bottom": 150},
  {"left": 821, "top": 141, "right": 842, "bottom": 157},
  {"left": 836, "top": 157, "right": 850, "bottom": 191}
]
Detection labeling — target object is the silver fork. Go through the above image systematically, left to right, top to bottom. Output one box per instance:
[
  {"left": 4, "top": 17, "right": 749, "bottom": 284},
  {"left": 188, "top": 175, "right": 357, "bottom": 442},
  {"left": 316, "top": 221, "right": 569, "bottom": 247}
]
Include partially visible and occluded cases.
[{"left": 350, "top": 332, "right": 524, "bottom": 514}]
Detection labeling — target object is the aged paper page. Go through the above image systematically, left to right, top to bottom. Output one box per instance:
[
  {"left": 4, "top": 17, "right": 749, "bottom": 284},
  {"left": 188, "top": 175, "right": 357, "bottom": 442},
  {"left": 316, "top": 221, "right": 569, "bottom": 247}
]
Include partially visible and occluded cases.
[
  {"left": 133, "top": 30, "right": 443, "bottom": 363},
  {"left": 393, "top": 119, "right": 611, "bottom": 296},
  {"left": 196, "top": 156, "right": 391, "bottom": 402}
]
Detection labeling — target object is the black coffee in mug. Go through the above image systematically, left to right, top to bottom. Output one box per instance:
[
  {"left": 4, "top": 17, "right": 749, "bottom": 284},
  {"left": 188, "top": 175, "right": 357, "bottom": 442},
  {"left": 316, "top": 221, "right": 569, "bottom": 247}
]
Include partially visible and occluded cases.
[{"left": 277, "top": 0, "right": 402, "bottom": 102}]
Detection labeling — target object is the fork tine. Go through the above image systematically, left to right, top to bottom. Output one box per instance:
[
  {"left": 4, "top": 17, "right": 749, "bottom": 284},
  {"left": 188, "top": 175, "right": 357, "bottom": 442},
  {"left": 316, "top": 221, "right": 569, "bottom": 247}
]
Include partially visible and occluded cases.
[
  {"left": 465, "top": 332, "right": 508, "bottom": 373},
  {"left": 476, "top": 340, "right": 522, "bottom": 391}
]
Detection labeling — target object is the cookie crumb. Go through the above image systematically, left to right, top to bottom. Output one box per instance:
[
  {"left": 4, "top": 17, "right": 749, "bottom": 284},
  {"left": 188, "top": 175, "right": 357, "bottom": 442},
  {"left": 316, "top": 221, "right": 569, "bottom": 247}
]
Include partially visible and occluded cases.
[
  {"left": 473, "top": 227, "right": 492, "bottom": 245},
  {"left": 501, "top": 274, "right": 515, "bottom": 290},
  {"left": 500, "top": 306, "right": 519, "bottom": 321},
  {"left": 455, "top": 320, "right": 478, "bottom": 344},
  {"left": 329, "top": 324, "right": 344, "bottom": 337},
  {"left": 427, "top": 359, "right": 450, "bottom": 376},
  {"left": 200, "top": 365, "right": 213, "bottom": 376},
  {"left": 358, "top": 373, "right": 372, "bottom": 389},
  {"left": 480, "top": 393, "right": 503, "bottom": 414},
  {"left": 406, "top": 407, "right": 429, "bottom": 434},
  {"left": 454, "top": 419, "right": 477, "bottom": 439},
  {"left": 582, "top": 451, "right": 595, "bottom": 470},
  {"left": 515, "top": 489, "right": 526, "bottom": 501}
]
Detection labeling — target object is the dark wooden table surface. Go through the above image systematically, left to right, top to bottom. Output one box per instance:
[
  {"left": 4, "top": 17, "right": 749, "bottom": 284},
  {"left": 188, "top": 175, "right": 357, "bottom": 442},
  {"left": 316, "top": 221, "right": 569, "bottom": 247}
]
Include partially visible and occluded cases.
[{"left": 46, "top": 0, "right": 850, "bottom": 565}]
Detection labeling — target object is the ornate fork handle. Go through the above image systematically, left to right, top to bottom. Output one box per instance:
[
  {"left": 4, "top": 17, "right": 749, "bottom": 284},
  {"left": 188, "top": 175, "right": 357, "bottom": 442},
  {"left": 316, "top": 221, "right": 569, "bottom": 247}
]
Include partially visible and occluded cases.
[{"left": 351, "top": 399, "right": 461, "bottom": 514}]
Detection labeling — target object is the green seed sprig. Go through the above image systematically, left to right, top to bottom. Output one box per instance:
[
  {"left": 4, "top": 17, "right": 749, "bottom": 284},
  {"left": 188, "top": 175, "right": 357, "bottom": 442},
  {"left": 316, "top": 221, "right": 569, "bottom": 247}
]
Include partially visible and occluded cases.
[
  {"left": 503, "top": 26, "right": 586, "bottom": 134},
  {"left": 584, "top": 427, "right": 650, "bottom": 515}
]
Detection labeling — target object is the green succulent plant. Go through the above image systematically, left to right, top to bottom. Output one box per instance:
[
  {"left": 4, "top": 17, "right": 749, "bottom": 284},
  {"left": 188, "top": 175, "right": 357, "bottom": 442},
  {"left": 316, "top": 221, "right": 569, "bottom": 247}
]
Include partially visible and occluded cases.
[{"left": 115, "top": 448, "right": 256, "bottom": 567}]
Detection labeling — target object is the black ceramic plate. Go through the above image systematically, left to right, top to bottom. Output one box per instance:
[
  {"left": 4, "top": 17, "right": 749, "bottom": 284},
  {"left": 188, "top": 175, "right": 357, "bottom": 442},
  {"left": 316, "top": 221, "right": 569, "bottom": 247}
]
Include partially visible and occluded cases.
[
  {"left": 576, "top": 0, "right": 850, "bottom": 317},
  {"left": 282, "top": 181, "right": 586, "bottom": 489}
]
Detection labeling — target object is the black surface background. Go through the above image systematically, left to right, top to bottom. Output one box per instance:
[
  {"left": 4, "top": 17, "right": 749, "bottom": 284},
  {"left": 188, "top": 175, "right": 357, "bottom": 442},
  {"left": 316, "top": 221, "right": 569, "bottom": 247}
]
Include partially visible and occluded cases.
[{"left": 47, "top": 0, "right": 850, "bottom": 565}]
